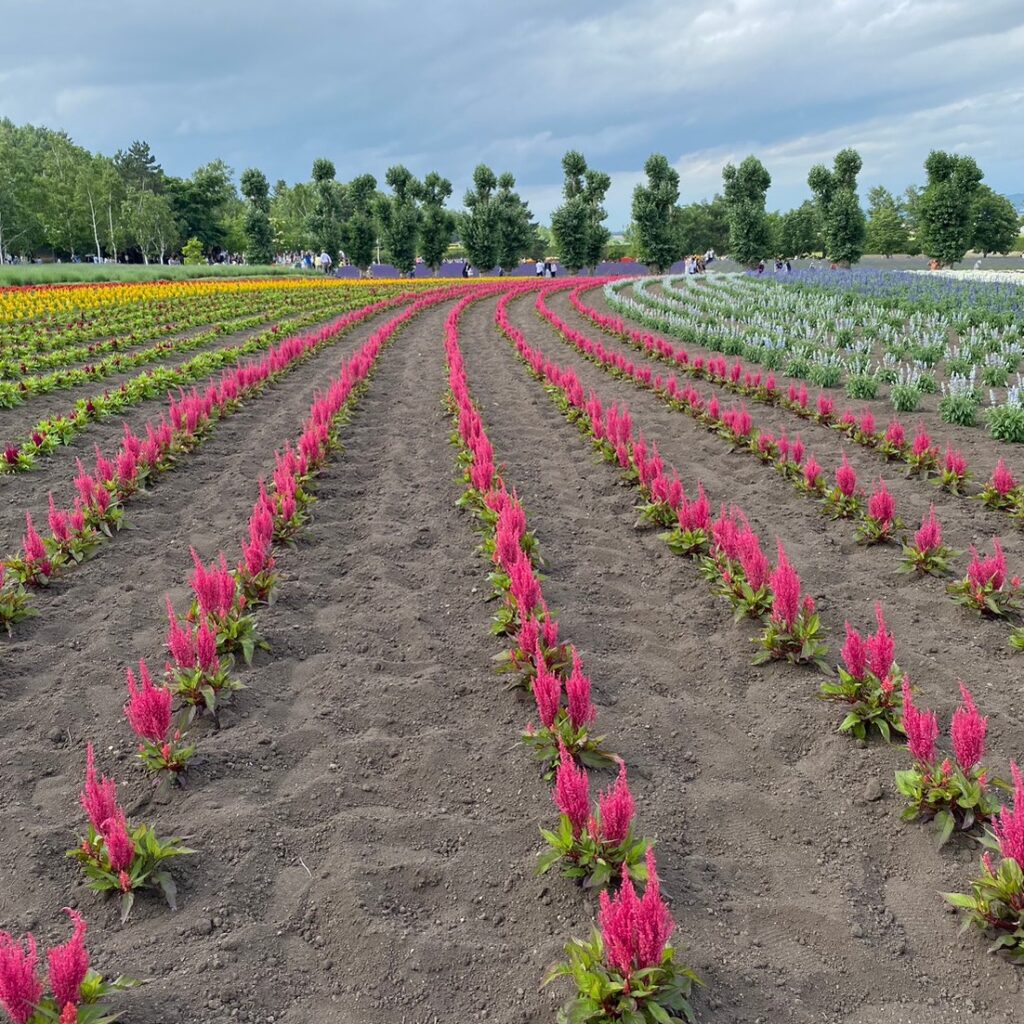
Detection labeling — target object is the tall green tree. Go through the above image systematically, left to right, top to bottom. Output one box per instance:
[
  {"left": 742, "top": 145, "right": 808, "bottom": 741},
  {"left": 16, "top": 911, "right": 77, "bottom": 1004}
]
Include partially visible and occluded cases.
[
  {"left": 40, "top": 131, "right": 91, "bottom": 258},
  {"left": 114, "top": 140, "right": 163, "bottom": 193},
  {"left": 807, "top": 148, "right": 866, "bottom": 266},
  {"left": 550, "top": 150, "right": 611, "bottom": 274},
  {"left": 916, "top": 151, "right": 984, "bottom": 266},
  {"left": 631, "top": 154, "right": 683, "bottom": 273},
  {"left": 722, "top": 155, "right": 772, "bottom": 267},
  {"left": 306, "top": 158, "right": 343, "bottom": 260},
  {"left": 165, "top": 160, "right": 235, "bottom": 254},
  {"left": 461, "top": 164, "right": 501, "bottom": 272},
  {"left": 375, "top": 165, "right": 421, "bottom": 275},
  {"left": 239, "top": 167, "right": 275, "bottom": 264},
  {"left": 419, "top": 172, "right": 454, "bottom": 274},
  {"left": 494, "top": 172, "right": 536, "bottom": 272},
  {"left": 343, "top": 173, "right": 378, "bottom": 273},
  {"left": 270, "top": 180, "right": 315, "bottom": 252},
  {"left": 865, "top": 186, "right": 909, "bottom": 256},
  {"left": 970, "top": 186, "right": 1019, "bottom": 256},
  {"left": 121, "top": 187, "right": 178, "bottom": 264}
]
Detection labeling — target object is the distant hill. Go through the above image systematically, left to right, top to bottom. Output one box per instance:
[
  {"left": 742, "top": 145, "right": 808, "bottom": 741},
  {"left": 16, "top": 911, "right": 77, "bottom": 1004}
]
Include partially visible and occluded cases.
[{"left": 1006, "top": 193, "right": 1024, "bottom": 214}]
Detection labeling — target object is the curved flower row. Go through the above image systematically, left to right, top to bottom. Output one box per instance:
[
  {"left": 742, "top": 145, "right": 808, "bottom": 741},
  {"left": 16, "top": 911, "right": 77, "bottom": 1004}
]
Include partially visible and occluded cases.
[
  {"left": 444, "top": 282, "right": 701, "bottom": 1023},
  {"left": 571, "top": 283, "right": 1024, "bottom": 526},
  {"left": 495, "top": 284, "right": 1024, "bottom": 967},
  {"left": 0, "top": 287, "right": 426, "bottom": 632},
  {"left": 535, "top": 288, "right": 1024, "bottom": 649}
]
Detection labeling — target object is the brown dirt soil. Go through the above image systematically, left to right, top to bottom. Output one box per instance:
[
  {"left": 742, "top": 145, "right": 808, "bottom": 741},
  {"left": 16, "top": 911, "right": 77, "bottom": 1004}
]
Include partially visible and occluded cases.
[{"left": 0, "top": 283, "right": 1022, "bottom": 1024}]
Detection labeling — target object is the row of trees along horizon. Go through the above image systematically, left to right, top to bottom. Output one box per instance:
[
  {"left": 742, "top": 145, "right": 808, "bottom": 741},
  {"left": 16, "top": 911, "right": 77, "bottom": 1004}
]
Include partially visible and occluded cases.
[{"left": 0, "top": 119, "right": 1020, "bottom": 273}]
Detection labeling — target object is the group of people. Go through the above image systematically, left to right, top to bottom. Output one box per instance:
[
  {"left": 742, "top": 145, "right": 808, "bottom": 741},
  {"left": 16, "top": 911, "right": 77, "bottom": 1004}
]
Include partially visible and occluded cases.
[
  {"left": 755, "top": 258, "right": 794, "bottom": 274},
  {"left": 534, "top": 259, "right": 559, "bottom": 278}
]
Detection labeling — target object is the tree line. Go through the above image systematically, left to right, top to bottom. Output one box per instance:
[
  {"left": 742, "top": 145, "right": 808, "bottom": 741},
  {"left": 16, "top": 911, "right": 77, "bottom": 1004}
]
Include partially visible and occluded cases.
[{"left": 1, "top": 118, "right": 1019, "bottom": 271}]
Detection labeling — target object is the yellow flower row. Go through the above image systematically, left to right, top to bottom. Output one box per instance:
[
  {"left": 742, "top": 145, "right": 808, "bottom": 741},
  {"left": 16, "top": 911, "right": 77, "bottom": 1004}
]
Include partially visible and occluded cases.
[{"left": 0, "top": 275, "right": 465, "bottom": 323}]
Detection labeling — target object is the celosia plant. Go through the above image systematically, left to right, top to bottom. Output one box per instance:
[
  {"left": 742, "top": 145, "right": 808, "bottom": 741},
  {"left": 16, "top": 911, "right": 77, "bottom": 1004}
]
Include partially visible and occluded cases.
[
  {"left": 938, "top": 446, "right": 969, "bottom": 495},
  {"left": 821, "top": 453, "right": 863, "bottom": 519},
  {"left": 979, "top": 459, "right": 1020, "bottom": 511},
  {"left": 855, "top": 479, "right": 903, "bottom": 545},
  {"left": 660, "top": 483, "right": 711, "bottom": 557},
  {"left": 898, "top": 506, "right": 958, "bottom": 576},
  {"left": 948, "top": 539, "right": 1022, "bottom": 617},
  {"left": 753, "top": 541, "right": 829, "bottom": 669},
  {"left": 187, "top": 548, "right": 265, "bottom": 663},
  {"left": 0, "top": 567, "right": 33, "bottom": 634},
  {"left": 165, "top": 599, "right": 242, "bottom": 720},
  {"left": 819, "top": 604, "right": 904, "bottom": 740},
  {"left": 522, "top": 650, "right": 614, "bottom": 777},
  {"left": 124, "top": 659, "right": 195, "bottom": 780},
  {"left": 896, "top": 682, "right": 1002, "bottom": 845},
  {"left": 68, "top": 746, "right": 193, "bottom": 922},
  {"left": 540, "top": 746, "right": 650, "bottom": 889},
  {"left": 945, "top": 761, "right": 1024, "bottom": 961},
  {"left": 544, "top": 852, "right": 700, "bottom": 1023},
  {"left": 0, "top": 908, "right": 136, "bottom": 1024}
]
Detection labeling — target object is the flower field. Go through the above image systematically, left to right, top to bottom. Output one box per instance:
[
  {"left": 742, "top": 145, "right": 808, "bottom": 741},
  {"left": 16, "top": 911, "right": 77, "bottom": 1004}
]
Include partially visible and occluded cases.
[{"left": 1, "top": 273, "right": 1023, "bottom": 1023}]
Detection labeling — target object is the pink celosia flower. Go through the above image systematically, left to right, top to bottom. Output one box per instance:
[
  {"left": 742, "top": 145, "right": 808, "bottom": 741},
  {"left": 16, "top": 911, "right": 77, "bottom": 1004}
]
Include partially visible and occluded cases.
[
  {"left": 817, "top": 394, "right": 833, "bottom": 417},
  {"left": 859, "top": 410, "right": 875, "bottom": 436},
  {"left": 885, "top": 419, "right": 905, "bottom": 447},
  {"left": 911, "top": 424, "right": 933, "bottom": 458},
  {"left": 790, "top": 437, "right": 805, "bottom": 466},
  {"left": 944, "top": 447, "right": 966, "bottom": 478},
  {"left": 835, "top": 454, "right": 857, "bottom": 497},
  {"left": 803, "top": 456, "right": 822, "bottom": 488},
  {"left": 991, "top": 459, "right": 1018, "bottom": 496},
  {"left": 867, "top": 480, "right": 895, "bottom": 526},
  {"left": 47, "top": 495, "right": 71, "bottom": 544},
  {"left": 914, "top": 506, "right": 942, "bottom": 554},
  {"left": 22, "top": 513, "right": 49, "bottom": 570},
  {"left": 736, "top": 529, "right": 770, "bottom": 591},
  {"left": 967, "top": 539, "right": 1006, "bottom": 594},
  {"left": 769, "top": 541, "right": 801, "bottom": 630},
  {"left": 189, "top": 549, "right": 235, "bottom": 619},
  {"left": 509, "top": 552, "right": 540, "bottom": 616},
  {"left": 165, "top": 598, "right": 196, "bottom": 668},
  {"left": 865, "top": 603, "right": 895, "bottom": 681},
  {"left": 195, "top": 620, "right": 219, "bottom": 673},
  {"left": 841, "top": 623, "right": 867, "bottom": 680},
  {"left": 565, "top": 648, "right": 596, "bottom": 730},
  {"left": 125, "top": 660, "right": 171, "bottom": 744},
  {"left": 533, "top": 662, "right": 561, "bottom": 730},
  {"left": 901, "top": 680, "right": 937, "bottom": 764},
  {"left": 950, "top": 683, "right": 986, "bottom": 772},
  {"left": 553, "top": 740, "right": 590, "bottom": 836},
  {"left": 80, "top": 744, "right": 118, "bottom": 834},
  {"left": 598, "top": 761, "right": 634, "bottom": 846},
  {"left": 993, "top": 762, "right": 1024, "bottom": 870},
  {"left": 101, "top": 812, "right": 135, "bottom": 874},
  {"left": 635, "top": 849, "right": 674, "bottom": 970},
  {"left": 599, "top": 869, "right": 639, "bottom": 977},
  {"left": 47, "top": 909, "right": 88, "bottom": 1011},
  {"left": 0, "top": 930, "right": 42, "bottom": 1024}
]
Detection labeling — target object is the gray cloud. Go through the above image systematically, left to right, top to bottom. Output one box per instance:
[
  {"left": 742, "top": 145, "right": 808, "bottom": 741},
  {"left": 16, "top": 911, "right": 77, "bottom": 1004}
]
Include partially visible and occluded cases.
[{"left": 0, "top": 0, "right": 1020, "bottom": 226}]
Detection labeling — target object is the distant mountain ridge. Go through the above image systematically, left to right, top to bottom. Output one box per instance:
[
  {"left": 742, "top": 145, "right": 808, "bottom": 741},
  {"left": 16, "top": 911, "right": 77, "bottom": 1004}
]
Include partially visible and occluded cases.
[{"left": 1006, "top": 192, "right": 1024, "bottom": 214}]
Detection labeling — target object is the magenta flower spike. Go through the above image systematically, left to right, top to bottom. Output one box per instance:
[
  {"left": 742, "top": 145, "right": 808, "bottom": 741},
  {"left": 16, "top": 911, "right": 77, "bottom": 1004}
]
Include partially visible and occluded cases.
[{"left": 950, "top": 683, "right": 987, "bottom": 772}]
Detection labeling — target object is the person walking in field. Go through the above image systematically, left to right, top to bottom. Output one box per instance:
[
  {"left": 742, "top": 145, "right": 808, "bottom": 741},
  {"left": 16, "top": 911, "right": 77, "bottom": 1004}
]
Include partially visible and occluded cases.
[
  {"left": 319, "top": 251, "right": 332, "bottom": 274},
  {"left": 535, "top": 258, "right": 544, "bottom": 277}
]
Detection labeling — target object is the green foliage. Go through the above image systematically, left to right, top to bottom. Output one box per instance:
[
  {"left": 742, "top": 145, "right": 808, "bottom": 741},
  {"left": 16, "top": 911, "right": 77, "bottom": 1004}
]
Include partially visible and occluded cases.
[
  {"left": 807, "top": 148, "right": 866, "bottom": 265},
  {"left": 550, "top": 150, "right": 611, "bottom": 273},
  {"left": 917, "top": 150, "right": 984, "bottom": 265},
  {"left": 631, "top": 153, "right": 683, "bottom": 272},
  {"left": 722, "top": 155, "right": 772, "bottom": 266},
  {"left": 305, "top": 158, "right": 344, "bottom": 262},
  {"left": 165, "top": 159, "right": 236, "bottom": 253},
  {"left": 375, "top": 164, "right": 421, "bottom": 274},
  {"left": 462, "top": 166, "right": 535, "bottom": 272},
  {"left": 240, "top": 167, "right": 274, "bottom": 265},
  {"left": 419, "top": 171, "right": 455, "bottom": 273},
  {"left": 343, "top": 173, "right": 377, "bottom": 272},
  {"left": 121, "top": 186, "right": 178, "bottom": 264},
  {"left": 866, "top": 186, "right": 910, "bottom": 256},
  {"left": 971, "top": 186, "right": 1020, "bottom": 255},
  {"left": 674, "top": 194, "right": 731, "bottom": 255},
  {"left": 778, "top": 201, "right": 821, "bottom": 258},
  {"left": 181, "top": 236, "right": 205, "bottom": 265},
  {"left": 938, "top": 393, "right": 978, "bottom": 427},
  {"left": 987, "top": 404, "right": 1024, "bottom": 444}
]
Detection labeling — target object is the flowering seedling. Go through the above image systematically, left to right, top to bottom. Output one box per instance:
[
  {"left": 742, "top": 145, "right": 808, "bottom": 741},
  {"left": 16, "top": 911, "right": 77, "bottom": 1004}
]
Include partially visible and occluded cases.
[
  {"left": 905, "top": 424, "right": 938, "bottom": 477},
  {"left": 938, "top": 447, "right": 969, "bottom": 495},
  {"left": 821, "top": 454, "right": 863, "bottom": 519},
  {"left": 979, "top": 459, "right": 1020, "bottom": 511},
  {"left": 855, "top": 479, "right": 903, "bottom": 545},
  {"left": 659, "top": 484, "right": 711, "bottom": 558},
  {"left": 898, "top": 506, "right": 958, "bottom": 576},
  {"left": 4, "top": 515, "right": 52, "bottom": 587},
  {"left": 948, "top": 539, "right": 1022, "bottom": 617},
  {"left": 753, "top": 542, "right": 829, "bottom": 670},
  {"left": 187, "top": 549, "right": 266, "bottom": 664},
  {"left": 166, "top": 600, "right": 244, "bottom": 720},
  {"left": 819, "top": 604, "right": 904, "bottom": 741},
  {"left": 523, "top": 654, "right": 614, "bottom": 777},
  {"left": 124, "top": 659, "right": 196, "bottom": 782},
  {"left": 896, "top": 683, "right": 1003, "bottom": 846},
  {"left": 68, "top": 746, "right": 193, "bottom": 922},
  {"left": 540, "top": 747, "right": 650, "bottom": 890},
  {"left": 945, "top": 762, "right": 1024, "bottom": 961},
  {"left": 544, "top": 852, "right": 700, "bottom": 1023},
  {"left": 0, "top": 908, "right": 137, "bottom": 1024}
]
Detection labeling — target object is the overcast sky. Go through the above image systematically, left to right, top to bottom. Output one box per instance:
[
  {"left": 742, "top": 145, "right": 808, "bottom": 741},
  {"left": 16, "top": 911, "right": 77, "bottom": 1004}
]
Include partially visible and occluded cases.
[{"left": 2, "top": 0, "right": 1021, "bottom": 228}]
